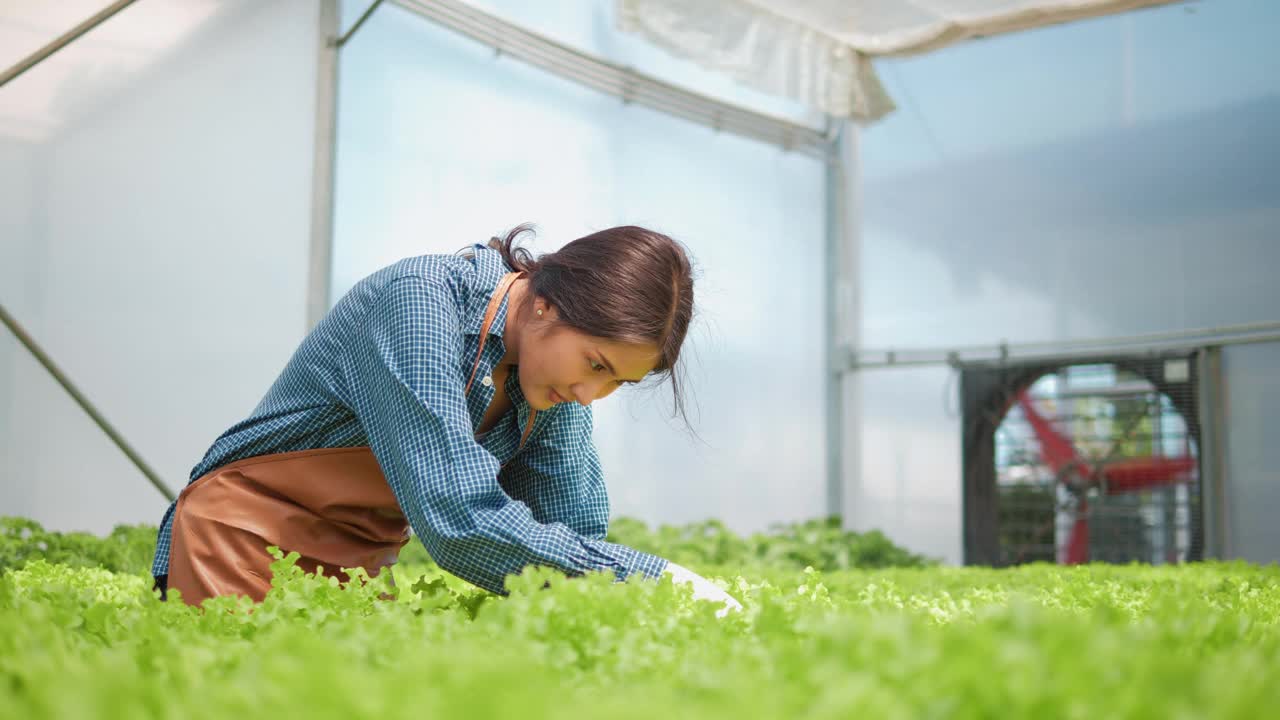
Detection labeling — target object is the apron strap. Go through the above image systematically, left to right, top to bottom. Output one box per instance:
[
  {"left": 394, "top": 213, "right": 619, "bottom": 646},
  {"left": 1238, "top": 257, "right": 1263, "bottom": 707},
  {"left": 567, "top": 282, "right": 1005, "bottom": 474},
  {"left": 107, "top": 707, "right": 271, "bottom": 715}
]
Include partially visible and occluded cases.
[
  {"left": 465, "top": 271, "right": 538, "bottom": 450},
  {"left": 466, "top": 271, "right": 522, "bottom": 394},
  {"left": 519, "top": 413, "right": 537, "bottom": 448}
]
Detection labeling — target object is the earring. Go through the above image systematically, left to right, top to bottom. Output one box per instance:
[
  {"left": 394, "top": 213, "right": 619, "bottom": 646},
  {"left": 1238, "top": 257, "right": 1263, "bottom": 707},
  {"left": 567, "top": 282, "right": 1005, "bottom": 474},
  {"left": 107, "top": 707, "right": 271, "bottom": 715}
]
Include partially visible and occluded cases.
[{"left": 537, "top": 309, "right": 544, "bottom": 316}]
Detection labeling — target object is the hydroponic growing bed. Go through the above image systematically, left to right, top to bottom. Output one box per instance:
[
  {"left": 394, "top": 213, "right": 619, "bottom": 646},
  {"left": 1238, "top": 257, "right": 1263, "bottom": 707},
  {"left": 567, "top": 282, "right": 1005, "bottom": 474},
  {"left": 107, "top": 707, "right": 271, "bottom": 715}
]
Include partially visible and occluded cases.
[{"left": 2, "top": 517, "right": 1277, "bottom": 719}]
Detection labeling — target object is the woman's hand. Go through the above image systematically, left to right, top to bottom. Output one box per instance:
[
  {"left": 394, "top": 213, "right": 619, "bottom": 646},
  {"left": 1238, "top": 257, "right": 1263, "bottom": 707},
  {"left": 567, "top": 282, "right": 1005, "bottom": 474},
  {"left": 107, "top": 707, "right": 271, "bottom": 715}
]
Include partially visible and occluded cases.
[{"left": 664, "top": 562, "right": 743, "bottom": 618}]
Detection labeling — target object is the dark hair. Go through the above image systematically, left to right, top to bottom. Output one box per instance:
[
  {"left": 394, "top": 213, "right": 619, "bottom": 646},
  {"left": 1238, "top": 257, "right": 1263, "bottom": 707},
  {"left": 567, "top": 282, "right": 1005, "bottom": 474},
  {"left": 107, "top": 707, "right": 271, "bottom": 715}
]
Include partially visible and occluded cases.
[{"left": 486, "top": 223, "right": 695, "bottom": 423}]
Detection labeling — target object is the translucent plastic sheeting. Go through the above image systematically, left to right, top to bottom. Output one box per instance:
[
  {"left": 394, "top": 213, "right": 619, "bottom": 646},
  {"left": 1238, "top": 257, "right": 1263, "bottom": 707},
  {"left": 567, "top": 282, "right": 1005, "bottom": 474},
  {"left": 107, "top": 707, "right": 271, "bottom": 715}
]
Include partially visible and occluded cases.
[
  {"left": 0, "top": 0, "right": 321, "bottom": 533},
  {"left": 459, "top": 0, "right": 826, "bottom": 129},
  {"left": 615, "top": 0, "right": 1180, "bottom": 119},
  {"left": 849, "top": 0, "right": 1279, "bottom": 563},
  {"left": 860, "top": 0, "right": 1280, "bottom": 350},
  {"left": 0, "top": 1, "right": 229, "bottom": 141},
  {"left": 333, "top": 1, "right": 828, "bottom": 532},
  {"left": 1222, "top": 342, "right": 1280, "bottom": 564},
  {"left": 844, "top": 367, "right": 964, "bottom": 564}
]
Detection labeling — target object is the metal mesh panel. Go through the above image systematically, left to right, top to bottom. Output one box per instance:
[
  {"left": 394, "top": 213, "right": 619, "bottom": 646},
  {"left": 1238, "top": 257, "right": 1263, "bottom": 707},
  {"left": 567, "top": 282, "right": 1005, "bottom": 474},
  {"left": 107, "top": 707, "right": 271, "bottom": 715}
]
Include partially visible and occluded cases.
[{"left": 964, "top": 355, "right": 1202, "bottom": 566}]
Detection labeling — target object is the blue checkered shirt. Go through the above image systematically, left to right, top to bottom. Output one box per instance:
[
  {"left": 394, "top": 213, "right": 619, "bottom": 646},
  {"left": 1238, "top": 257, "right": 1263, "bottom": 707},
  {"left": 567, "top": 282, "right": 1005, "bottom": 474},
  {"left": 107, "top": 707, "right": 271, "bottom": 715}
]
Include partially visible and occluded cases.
[{"left": 151, "top": 244, "right": 668, "bottom": 594}]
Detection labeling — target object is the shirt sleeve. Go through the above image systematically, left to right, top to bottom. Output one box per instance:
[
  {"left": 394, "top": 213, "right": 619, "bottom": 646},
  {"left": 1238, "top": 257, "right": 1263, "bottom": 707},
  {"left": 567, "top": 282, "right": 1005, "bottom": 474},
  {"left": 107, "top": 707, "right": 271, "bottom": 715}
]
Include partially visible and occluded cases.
[
  {"left": 343, "top": 276, "right": 667, "bottom": 594},
  {"left": 500, "top": 403, "right": 630, "bottom": 543}
]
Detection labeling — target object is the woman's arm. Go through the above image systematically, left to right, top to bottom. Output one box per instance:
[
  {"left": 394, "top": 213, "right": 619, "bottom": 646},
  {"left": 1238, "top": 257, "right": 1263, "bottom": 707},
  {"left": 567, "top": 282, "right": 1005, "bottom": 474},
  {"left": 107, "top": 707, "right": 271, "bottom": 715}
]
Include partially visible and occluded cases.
[
  {"left": 343, "top": 276, "right": 666, "bottom": 595},
  {"left": 497, "top": 402, "right": 613, "bottom": 540},
  {"left": 504, "top": 405, "right": 740, "bottom": 616}
]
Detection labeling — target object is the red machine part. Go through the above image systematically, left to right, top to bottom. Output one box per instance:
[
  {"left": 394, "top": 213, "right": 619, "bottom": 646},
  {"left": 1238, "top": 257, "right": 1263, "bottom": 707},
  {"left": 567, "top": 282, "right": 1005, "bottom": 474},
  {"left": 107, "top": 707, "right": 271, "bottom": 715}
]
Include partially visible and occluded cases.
[{"left": 1015, "top": 392, "right": 1195, "bottom": 564}]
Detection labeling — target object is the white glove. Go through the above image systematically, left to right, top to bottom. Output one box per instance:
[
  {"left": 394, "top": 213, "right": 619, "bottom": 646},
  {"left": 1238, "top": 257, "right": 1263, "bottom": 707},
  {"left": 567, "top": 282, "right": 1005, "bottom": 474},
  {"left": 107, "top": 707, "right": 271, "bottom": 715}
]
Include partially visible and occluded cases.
[{"left": 664, "top": 562, "right": 743, "bottom": 618}]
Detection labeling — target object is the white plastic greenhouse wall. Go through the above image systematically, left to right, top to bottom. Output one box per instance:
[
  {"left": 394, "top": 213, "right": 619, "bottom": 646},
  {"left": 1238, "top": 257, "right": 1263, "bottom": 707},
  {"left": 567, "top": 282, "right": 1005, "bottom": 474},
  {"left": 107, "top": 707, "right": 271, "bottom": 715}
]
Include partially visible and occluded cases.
[
  {"left": 0, "top": 0, "right": 829, "bottom": 537},
  {"left": 1, "top": 0, "right": 323, "bottom": 533},
  {"left": 2, "top": 0, "right": 1277, "bottom": 565},
  {"left": 330, "top": 0, "right": 830, "bottom": 533},
  {"left": 849, "top": 0, "right": 1280, "bottom": 564}
]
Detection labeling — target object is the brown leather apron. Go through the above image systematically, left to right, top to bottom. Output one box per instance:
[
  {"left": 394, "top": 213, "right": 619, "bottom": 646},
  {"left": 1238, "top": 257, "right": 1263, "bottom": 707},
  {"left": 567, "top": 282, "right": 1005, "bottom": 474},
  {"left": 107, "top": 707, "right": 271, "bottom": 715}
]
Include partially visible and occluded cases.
[{"left": 167, "top": 271, "right": 535, "bottom": 606}]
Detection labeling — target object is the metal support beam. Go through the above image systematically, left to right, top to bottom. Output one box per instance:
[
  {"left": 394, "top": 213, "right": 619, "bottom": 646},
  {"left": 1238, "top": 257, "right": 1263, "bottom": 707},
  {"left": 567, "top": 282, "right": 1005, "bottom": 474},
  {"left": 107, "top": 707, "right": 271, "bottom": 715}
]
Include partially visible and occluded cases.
[
  {"left": 0, "top": 0, "right": 140, "bottom": 89},
  {"left": 307, "top": 0, "right": 341, "bottom": 329},
  {"left": 334, "top": 0, "right": 387, "bottom": 48},
  {"left": 391, "top": 0, "right": 831, "bottom": 159},
  {"left": 824, "top": 120, "right": 860, "bottom": 521},
  {"left": 823, "top": 125, "right": 842, "bottom": 520},
  {"left": 0, "top": 303, "right": 175, "bottom": 502},
  {"left": 847, "top": 320, "right": 1280, "bottom": 371},
  {"left": 1196, "top": 346, "right": 1228, "bottom": 559}
]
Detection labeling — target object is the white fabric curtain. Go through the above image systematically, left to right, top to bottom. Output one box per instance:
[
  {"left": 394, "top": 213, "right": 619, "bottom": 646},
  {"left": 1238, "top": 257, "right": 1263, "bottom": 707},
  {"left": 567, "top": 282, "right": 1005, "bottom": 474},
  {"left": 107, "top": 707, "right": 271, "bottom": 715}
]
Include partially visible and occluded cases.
[{"left": 616, "top": 0, "right": 1180, "bottom": 121}]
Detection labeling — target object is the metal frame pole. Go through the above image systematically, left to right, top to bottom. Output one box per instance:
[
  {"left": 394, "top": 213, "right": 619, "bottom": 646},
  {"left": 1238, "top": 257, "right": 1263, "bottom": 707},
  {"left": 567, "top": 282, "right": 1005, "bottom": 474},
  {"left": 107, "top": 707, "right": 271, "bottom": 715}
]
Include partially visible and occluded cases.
[
  {"left": 0, "top": 0, "right": 140, "bottom": 89},
  {"left": 307, "top": 0, "right": 342, "bottom": 329},
  {"left": 335, "top": 0, "right": 387, "bottom": 48},
  {"left": 391, "top": 0, "right": 829, "bottom": 158},
  {"left": 825, "top": 121, "right": 860, "bottom": 521},
  {"left": 823, "top": 127, "right": 842, "bottom": 520},
  {"left": 0, "top": 303, "right": 175, "bottom": 501},
  {"left": 849, "top": 321, "right": 1280, "bottom": 371},
  {"left": 1196, "top": 345, "right": 1229, "bottom": 559}
]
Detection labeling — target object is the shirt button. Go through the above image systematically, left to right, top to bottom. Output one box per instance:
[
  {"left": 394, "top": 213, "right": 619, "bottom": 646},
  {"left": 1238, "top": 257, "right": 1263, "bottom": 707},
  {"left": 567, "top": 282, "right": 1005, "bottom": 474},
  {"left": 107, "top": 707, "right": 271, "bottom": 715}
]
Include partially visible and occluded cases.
[{"left": 481, "top": 375, "right": 493, "bottom": 387}]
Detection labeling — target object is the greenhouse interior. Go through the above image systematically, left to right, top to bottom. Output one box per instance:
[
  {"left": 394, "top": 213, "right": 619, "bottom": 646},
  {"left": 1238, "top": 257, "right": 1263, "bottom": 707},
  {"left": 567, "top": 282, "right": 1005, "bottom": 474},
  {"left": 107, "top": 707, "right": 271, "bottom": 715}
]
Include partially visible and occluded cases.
[{"left": 1, "top": 1, "right": 1278, "bottom": 717}]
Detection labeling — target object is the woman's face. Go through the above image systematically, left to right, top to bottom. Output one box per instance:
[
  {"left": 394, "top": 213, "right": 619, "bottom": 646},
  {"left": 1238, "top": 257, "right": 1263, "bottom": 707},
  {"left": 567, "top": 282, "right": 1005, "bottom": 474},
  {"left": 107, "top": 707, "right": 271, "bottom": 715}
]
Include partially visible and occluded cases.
[{"left": 516, "top": 300, "right": 660, "bottom": 411}]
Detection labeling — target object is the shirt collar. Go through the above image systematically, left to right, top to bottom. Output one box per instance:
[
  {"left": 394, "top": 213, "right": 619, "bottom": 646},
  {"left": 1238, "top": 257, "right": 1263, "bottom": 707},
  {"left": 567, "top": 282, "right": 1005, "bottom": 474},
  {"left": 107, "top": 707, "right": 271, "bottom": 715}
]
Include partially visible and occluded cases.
[{"left": 461, "top": 243, "right": 517, "bottom": 340}]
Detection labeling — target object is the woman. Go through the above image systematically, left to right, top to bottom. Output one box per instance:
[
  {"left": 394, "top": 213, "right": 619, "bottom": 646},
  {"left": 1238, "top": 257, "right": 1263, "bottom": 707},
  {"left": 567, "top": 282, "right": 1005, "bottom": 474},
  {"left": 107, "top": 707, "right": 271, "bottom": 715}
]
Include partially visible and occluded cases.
[{"left": 151, "top": 224, "right": 739, "bottom": 613}]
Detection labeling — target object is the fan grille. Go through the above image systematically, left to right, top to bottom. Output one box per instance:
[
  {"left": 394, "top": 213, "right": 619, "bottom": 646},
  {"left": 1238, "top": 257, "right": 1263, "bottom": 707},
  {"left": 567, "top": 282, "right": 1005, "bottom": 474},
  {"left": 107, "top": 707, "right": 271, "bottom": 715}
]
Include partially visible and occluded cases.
[{"left": 992, "top": 361, "right": 1200, "bottom": 565}]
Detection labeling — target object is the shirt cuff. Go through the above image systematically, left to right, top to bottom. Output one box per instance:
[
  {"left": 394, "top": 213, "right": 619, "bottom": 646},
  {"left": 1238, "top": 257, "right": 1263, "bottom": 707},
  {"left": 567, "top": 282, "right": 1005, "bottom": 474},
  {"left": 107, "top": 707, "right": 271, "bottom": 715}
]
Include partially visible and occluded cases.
[{"left": 621, "top": 547, "right": 669, "bottom": 581}]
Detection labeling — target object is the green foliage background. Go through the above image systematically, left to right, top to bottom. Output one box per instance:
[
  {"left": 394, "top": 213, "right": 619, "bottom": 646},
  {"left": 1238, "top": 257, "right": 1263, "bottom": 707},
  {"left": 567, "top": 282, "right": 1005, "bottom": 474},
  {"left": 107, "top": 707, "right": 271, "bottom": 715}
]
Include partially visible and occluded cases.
[{"left": 2, "top": 516, "right": 1278, "bottom": 718}]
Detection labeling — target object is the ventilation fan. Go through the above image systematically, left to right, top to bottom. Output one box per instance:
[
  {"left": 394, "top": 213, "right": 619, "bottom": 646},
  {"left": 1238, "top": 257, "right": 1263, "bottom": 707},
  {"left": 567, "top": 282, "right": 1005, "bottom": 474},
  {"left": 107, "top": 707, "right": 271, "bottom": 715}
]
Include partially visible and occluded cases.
[{"left": 995, "top": 364, "right": 1198, "bottom": 564}]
